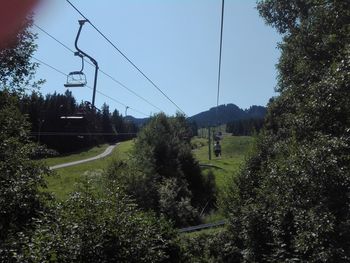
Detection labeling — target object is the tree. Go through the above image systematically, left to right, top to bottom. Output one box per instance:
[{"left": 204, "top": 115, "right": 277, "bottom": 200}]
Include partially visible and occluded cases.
[
  {"left": 225, "top": 0, "right": 350, "bottom": 262},
  {"left": 0, "top": 13, "right": 53, "bottom": 260},
  {"left": 0, "top": 16, "right": 42, "bottom": 93},
  {"left": 0, "top": 90, "right": 50, "bottom": 262},
  {"left": 101, "top": 103, "right": 115, "bottom": 142},
  {"left": 107, "top": 113, "right": 216, "bottom": 227}
]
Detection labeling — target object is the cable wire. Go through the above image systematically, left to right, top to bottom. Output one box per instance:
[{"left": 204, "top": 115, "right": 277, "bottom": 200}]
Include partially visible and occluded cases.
[
  {"left": 65, "top": 0, "right": 186, "bottom": 115},
  {"left": 216, "top": 0, "right": 225, "bottom": 109},
  {"left": 34, "top": 23, "right": 163, "bottom": 112},
  {"left": 34, "top": 24, "right": 75, "bottom": 53},
  {"left": 32, "top": 56, "right": 149, "bottom": 117},
  {"left": 32, "top": 57, "right": 67, "bottom": 76},
  {"left": 98, "top": 68, "right": 162, "bottom": 112},
  {"left": 86, "top": 85, "right": 149, "bottom": 117},
  {"left": 30, "top": 132, "right": 138, "bottom": 136}
]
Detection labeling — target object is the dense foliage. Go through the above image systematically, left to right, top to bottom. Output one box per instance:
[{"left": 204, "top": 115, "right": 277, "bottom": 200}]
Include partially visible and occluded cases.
[
  {"left": 225, "top": 0, "right": 350, "bottom": 262},
  {"left": 0, "top": 14, "right": 51, "bottom": 260},
  {"left": 0, "top": 90, "right": 51, "bottom": 261},
  {"left": 107, "top": 113, "right": 216, "bottom": 227},
  {"left": 226, "top": 118, "right": 265, "bottom": 136},
  {"left": 18, "top": 173, "right": 180, "bottom": 263},
  {"left": 179, "top": 229, "right": 242, "bottom": 263}
]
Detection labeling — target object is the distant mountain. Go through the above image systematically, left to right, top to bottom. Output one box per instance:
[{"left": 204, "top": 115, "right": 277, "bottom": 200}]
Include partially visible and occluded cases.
[
  {"left": 126, "top": 104, "right": 267, "bottom": 128},
  {"left": 187, "top": 104, "right": 267, "bottom": 127},
  {"left": 124, "top": 115, "right": 149, "bottom": 126}
]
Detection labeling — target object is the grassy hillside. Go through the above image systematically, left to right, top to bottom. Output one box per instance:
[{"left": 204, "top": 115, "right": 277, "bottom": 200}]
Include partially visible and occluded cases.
[
  {"left": 44, "top": 134, "right": 254, "bottom": 203},
  {"left": 192, "top": 134, "right": 254, "bottom": 191},
  {"left": 44, "top": 140, "right": 134, "bottom": 200},
  {"left": 43, "top": 144, "right": 110, "bottom": 167}
]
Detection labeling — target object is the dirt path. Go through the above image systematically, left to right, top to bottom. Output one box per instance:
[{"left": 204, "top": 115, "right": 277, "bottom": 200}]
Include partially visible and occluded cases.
[{"left": 50, "top": 144, "right": 118, "bottom": 170}]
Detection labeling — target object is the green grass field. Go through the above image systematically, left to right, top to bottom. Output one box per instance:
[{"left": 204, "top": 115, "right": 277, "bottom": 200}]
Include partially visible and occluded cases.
[
  {"left": 177, "top": 133, "right": 254, "bottom": 236},
  {"left": 44, "top": 134, "right": 254, "bottom": 205},
  {"left": 192, "top": 134, "right": 254, "bottom": 191},
  {"left": 44, "top": 140, "right": 134, "bottom": 200},
  {"left": 43, "top": 144, "right": 110, "bottom": 167}
]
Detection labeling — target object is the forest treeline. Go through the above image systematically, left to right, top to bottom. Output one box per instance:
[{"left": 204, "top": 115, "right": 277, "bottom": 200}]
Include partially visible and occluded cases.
[
  {"left": 19, "top": 90, "right": 138, "bottom": 154},
  {"left": 189, "top": 104, "right": 266, "bottom": 127},
  {"left": 226, "top": 118, "right": 265, "bottom": 136}
]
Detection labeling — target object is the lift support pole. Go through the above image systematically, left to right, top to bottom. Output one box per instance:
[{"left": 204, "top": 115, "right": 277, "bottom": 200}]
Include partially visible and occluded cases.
[
  {"left": 74, "top": 20, "right": 99, "bottom": 108},
  {"left": 208, "top": 126, "right": 212, "bottom": 160}
]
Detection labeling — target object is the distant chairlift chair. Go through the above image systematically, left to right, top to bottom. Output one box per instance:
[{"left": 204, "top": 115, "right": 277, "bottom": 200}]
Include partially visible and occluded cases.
[{"left": 64, "top": 52, "right": 87, "bottom": 88}]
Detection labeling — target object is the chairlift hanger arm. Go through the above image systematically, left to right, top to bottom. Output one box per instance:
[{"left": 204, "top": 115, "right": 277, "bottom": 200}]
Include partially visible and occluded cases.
[
  {"left": 74, "top": 19, "right": 99, "bottom": 107},
  {"left": 75, "top": 20, "right": 98, "bottom": 68},
  {"left": 74, "top": 52, "right": 85, "bottom": 72}
]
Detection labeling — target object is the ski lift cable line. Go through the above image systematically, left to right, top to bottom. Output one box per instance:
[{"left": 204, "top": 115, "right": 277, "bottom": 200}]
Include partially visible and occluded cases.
[
  {"left": 65, "top": 0, "right": 186, "bottom": 115},
  {"left": 216, "top": 0, "right": 225, "bottom": 109},
  {"left": 33, "top": 24, "right": 163, "bottom": 112},
  {"left": 34, "top": 24, "right": 75, "bottom": 53},
  {"left": 32, "top": 56, "right": 149, "bottom": 117},
  {"left": 32, "top": 56, "right": 67, "bottom": 76},
  {"left": 99, "top": 69, "right": 163, "bottom": 112},
  {"left": 85, "top": 85, "right": 149, "bottom": 117},
  {"left": 30, "top": 132, "right": 138, "bottom": 136}
]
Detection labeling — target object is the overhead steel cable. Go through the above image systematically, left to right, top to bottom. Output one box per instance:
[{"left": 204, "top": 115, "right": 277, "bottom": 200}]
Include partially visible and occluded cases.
[
  {"left": 65, "top": 0, "right": 186, "bottom": 115},
  {"left": 216, "top": 0, "right": 225, "bottom": 109},
  {"left": 34, "top": 23, "right": 163, "bottom": 112},
  {"left": 34, "top": 24, "right": 75, "bottom": 53},
  {"left": 32, "top": 56, "right": 149, "bottom": 117},
  {"left": 32, "top": 57, "right": 67, "bottom": 76},
  {"left": 98, "top": 69, "right": 162, "bottom": 112},
  {"left": 85, "top": 86, "right": 149, "bottom": 117},
  {"left": 30, "top": 132, "right": 138, "bottom": 136}
]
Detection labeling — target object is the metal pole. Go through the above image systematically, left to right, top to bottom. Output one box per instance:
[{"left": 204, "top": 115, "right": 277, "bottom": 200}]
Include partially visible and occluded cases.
[
  {"left": 74, "top": 20, "right": 99, "bottom": 108},
  {"left": 92, "top": 65, "right": 98, "bottom": 107},
  {"left": 38, "top": 119, "right": 44, "bottom": 144},
  {"left": 208, "top": 126, "right": 212, "bottom": 160}
]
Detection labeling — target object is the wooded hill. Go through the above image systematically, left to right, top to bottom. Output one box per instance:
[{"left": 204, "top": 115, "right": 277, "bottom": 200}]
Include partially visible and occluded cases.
[
  {"left": 127, "top": 104, "right": 267, "bottom": 128},
  {"left": 188, "top": 104, "right": 266, "bottom": 127}
]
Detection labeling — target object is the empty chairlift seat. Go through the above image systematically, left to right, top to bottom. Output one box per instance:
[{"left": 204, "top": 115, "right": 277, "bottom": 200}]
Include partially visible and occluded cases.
[{"left": 64, "top": 71, "right": 87, "bottom": 88}]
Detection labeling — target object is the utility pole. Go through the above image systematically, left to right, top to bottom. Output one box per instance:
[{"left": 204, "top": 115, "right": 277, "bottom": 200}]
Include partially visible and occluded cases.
[
  {"left": 125, "top": 106, "right": 129, "bottom": 117},
  {"left": 38, "top": 119, "right": 45, "bottom": 144},
  {"left": 208, "top": 126, "right": 212, "bottom": 160}
]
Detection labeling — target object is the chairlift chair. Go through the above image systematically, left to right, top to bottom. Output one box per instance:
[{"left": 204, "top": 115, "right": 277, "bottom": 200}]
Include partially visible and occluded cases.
[
  {"left": 64, "top": 20, "right": 99, "bottom": 107},
  {"left": 64, "top": 51, "right": 87, "bottom": 88},
  {"left": 64, "top": 71, "right": 87, "bottom": 88}
]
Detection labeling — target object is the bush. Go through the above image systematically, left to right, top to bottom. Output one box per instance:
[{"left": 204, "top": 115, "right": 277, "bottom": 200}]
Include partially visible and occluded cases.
[
  {"left": 30, "top": 144, "right": 59, "bottom": 159},
  {"left": 21, "top": 173, "right": 181, "bottom": 263},
  {"left": 178, "top": 229, "right": 242, "bottom": 263}
]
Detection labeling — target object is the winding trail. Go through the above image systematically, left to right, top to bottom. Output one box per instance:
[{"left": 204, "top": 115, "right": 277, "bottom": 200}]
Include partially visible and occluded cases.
[{"left": 50, "top": 144, "right": 118, "bottom": 170}]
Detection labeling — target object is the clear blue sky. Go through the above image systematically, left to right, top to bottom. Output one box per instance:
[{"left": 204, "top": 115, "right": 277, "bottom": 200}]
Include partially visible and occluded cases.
[{"left": 32, "top": 0, "right": 281, "bottom": 118}]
